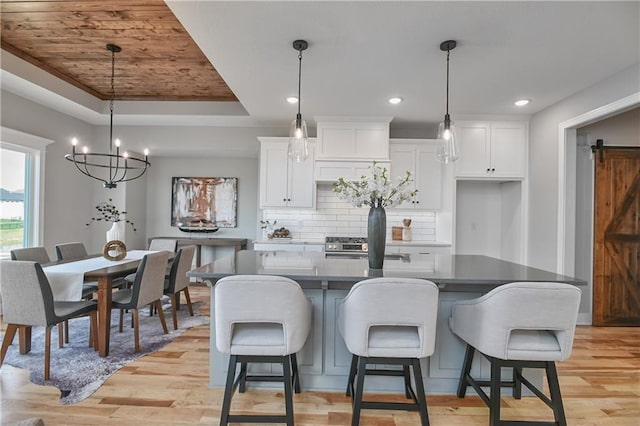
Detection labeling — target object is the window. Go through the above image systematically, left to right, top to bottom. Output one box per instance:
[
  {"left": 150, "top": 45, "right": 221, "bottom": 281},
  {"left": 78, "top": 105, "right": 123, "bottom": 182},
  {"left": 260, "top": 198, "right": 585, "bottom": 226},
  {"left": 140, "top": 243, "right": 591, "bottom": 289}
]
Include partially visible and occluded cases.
[{"left": 0, "top": 127, "right": 53, "bottom": 259}]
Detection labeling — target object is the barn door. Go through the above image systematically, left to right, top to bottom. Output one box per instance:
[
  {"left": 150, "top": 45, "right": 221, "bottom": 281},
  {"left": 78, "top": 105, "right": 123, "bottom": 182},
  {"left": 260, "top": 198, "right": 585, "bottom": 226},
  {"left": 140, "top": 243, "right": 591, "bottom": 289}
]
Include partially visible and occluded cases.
[{"left": 593, "top": 144, "right": 640, "bottom": 326}]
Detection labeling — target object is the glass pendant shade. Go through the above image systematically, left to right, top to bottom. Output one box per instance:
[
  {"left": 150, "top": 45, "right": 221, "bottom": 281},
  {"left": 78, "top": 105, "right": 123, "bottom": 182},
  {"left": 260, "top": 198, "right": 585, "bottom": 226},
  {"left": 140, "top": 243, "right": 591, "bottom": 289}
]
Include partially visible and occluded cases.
[
  {"left": 288, "top": 115, "right": 309, "bottom": 163},
  {"left": 436, "top": 116, "right": 459, "bottom": 164}
]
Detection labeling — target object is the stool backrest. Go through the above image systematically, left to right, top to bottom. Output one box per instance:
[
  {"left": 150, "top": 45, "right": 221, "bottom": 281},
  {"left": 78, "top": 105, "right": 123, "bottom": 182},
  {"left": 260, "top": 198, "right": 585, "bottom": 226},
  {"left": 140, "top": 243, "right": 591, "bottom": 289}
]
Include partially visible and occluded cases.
[
  {"left": 214, "top": 275, "right": 311, "bottom": 355},
  {"left": 339, "top": 277, "right": 439, "bottom": 358},
  {"left": 451, "top": 282, "right": 581, "bottom": 360}
]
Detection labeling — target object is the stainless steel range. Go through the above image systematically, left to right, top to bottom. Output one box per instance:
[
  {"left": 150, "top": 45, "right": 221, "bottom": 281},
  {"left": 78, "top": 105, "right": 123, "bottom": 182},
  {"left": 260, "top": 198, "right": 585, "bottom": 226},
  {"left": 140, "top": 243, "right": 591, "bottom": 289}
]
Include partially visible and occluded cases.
[{"left": 324, "top": 236, "right": 368, "bottom": 257}]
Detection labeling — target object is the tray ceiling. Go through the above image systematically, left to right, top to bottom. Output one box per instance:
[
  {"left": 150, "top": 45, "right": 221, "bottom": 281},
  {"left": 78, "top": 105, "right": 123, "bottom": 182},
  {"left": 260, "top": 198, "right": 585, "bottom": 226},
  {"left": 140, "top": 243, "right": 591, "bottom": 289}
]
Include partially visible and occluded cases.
[{"left": 0, "top": 0, "right": 237, "bottom": 101}]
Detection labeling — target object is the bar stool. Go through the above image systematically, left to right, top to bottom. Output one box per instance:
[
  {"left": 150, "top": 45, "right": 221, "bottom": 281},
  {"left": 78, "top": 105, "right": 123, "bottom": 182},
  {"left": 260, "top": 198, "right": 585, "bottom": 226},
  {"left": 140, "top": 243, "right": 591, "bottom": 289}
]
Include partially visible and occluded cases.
[
  {"left": 214, "top": 275, "right": 312, "bottom": 426},
  {"left": 338, "top": 277, "right": 439, "bottom": 426},
  {"left": 449, "top": 282, "right": 581, "bottom": 426}
]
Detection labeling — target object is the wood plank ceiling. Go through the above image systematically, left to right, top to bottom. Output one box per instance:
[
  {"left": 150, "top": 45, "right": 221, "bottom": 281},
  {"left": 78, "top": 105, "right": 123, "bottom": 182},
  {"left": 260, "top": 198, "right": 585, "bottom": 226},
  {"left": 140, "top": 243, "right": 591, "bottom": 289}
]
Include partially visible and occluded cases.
[{"left": 0, "top": 0, "right": 237, "bottom": 101}]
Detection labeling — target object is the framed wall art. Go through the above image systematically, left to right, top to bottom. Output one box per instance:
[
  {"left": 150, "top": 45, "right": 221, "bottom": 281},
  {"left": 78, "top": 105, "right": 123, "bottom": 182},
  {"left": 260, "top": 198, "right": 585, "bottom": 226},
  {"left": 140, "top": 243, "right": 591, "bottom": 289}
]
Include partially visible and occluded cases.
[{"left": 171, "top": 177, "right": 238, "bottom": 231}]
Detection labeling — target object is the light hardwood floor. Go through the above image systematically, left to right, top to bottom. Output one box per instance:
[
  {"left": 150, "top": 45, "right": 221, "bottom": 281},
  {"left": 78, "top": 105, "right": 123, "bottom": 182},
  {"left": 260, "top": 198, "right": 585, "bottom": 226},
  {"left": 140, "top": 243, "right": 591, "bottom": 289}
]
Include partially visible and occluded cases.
[{"left": 1, "top": 285, "right": 638, "bottom": 425}]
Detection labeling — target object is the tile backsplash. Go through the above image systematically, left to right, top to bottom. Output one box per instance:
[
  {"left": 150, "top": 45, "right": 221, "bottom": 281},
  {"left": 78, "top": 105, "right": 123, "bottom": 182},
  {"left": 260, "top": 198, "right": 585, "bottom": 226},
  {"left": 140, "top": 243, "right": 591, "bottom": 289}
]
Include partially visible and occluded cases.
[{"left": 261, "top": 184, "right": 436, "bottom": 241}]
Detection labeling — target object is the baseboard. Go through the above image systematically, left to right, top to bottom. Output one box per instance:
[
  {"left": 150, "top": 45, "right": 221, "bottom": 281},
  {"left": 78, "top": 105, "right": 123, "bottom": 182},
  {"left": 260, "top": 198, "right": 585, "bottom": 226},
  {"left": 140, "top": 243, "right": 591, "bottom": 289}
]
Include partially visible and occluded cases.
[{"left": 577, "top": 313, "right": 592, "bottom": 325}]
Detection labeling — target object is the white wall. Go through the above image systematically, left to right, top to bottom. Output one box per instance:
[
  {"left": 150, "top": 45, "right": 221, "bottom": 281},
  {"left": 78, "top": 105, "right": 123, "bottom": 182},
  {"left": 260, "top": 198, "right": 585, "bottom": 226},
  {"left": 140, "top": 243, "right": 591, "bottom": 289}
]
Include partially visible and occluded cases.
[{"left": 528, "top": 63, "right": 640, "bottom": 272}]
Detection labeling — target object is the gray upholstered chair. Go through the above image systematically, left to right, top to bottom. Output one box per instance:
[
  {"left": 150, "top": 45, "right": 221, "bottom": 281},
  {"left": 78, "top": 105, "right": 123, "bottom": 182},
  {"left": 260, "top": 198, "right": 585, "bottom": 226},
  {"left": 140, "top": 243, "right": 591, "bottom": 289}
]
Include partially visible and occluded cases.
[
  {"left": 148, "top": 238, "right": 178, "bottom": 252},
  {"left": 54, "top": 241, "right": 89, "bottom": 261},
  {"left": 163, "top": 245, "right": 196, "bottom": 329},
  {"left": 10, "top": 247, "right": 51, "bottom": 264},
  {"left": 112, "top": 251, "right": 170, "bottom": 352},
  {"left": 0, "top": 261, "right": 98, "bottom": 380},
  {"left": 215, "top": 275, "right": 312, "bottom": 426},
  {"left": 338, "top": 277, "right": 439, "bottom": 426},
  {"left": 449, "top": 282, "right": 581, "bottom": 426}
]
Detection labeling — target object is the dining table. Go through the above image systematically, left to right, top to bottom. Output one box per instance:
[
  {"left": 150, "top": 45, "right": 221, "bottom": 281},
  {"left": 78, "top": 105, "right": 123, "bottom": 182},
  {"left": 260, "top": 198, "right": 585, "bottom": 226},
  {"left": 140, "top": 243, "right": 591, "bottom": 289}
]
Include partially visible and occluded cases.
[{"left": 42, "top": 250, "right": 170, "bottom": 357}]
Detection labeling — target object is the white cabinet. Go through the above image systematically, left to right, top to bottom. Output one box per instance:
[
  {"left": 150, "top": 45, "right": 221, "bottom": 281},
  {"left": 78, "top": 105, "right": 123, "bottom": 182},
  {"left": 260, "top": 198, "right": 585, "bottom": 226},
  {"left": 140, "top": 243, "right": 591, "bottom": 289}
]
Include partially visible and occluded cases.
[
  {"left": 315, "top": 117, "right": 391, "bottom": 161},
  {"left": 455, "top": 121, "right": 527, "bottom": 179},
  {"left": 259, "top": 137, "right": 315, "bottom": 208},
  {"left": 389, "top": 140, "right": 442, "bottom": 210}
]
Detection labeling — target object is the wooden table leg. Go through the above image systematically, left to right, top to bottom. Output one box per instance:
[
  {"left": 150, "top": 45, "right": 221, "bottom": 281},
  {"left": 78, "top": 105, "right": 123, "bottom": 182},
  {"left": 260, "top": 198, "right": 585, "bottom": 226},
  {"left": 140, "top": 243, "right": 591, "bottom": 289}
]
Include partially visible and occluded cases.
[
  {"left": 97, "top": 276, "right": 113, "bottom": 357},
  {"left": 18, "top": 326, "right": 32, "bottom": 354}
]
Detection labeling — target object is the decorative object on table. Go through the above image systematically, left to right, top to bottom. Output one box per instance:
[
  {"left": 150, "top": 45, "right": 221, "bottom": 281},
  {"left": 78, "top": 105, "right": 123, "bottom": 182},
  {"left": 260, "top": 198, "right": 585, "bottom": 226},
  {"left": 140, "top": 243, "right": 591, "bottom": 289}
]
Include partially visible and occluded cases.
[
  {"left": 288, "top": 39, "right": 310, "bottom": 163},
  {"left": 436, "top": 39, "right": 459, "bottom": 164},
  {"left": 65, "top": 44, "right": 150, "bottom": 188},
  {"left": 333, "top": 161, "right": 417, "bottom": 269},
  {"left": 171, "top": 177, "right": 237, "bottom": 230},
  {"left": 87, "top": 199, "right": 136, "bottom": 257},
  {"left": 402, "top": 218, "right": 413, "bottom": 241},
  {"left": 392, "top": 226, "right": 403, "bottom": 241},
  {"left": 102, "top": 240, "right": 127, "bottom": 261},
  {"left": 0, "top": 301, "right": 207, "bottom": 405}
]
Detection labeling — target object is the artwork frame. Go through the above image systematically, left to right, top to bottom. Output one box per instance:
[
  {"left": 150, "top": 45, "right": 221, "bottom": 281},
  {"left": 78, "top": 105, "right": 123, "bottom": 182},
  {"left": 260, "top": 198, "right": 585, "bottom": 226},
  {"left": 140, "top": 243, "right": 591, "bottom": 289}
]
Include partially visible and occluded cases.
[{"left": 171, "top": 177, "right": 238, "bottom": 231}]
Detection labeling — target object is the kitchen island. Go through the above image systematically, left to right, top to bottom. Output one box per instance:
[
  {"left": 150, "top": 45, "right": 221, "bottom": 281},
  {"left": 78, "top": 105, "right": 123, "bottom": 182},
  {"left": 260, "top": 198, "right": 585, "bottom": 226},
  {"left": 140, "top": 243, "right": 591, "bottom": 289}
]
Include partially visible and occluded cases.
[{"left": 188, "top": 250, "right": 585, "bottom": 394}]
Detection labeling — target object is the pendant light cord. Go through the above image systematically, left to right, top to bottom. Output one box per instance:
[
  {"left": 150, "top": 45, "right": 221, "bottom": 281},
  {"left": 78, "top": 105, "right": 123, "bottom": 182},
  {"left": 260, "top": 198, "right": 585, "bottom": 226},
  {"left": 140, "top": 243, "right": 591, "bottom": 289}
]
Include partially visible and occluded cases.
[
  {"left": 109, "top": 48, "right": 116, "bottom": 155},
  {"left": 445, "top": 49, "right": 450, "bottom": 116},
  {"left": 297, "top": 50, "right": 302, "bottom": 117}
]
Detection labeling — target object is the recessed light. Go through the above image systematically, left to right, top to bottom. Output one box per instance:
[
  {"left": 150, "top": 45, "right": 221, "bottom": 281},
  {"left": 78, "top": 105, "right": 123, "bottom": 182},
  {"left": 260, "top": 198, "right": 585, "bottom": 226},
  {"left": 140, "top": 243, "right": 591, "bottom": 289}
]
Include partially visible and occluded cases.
[
  {"left": 287, "top": 97, "right": 299, "bottom": 104},
  {"left": 388, "top": 97, "right": 403, "bottom": 105},
  {"left": 514, "top": 99, "right": 530, "bottom": 107}
]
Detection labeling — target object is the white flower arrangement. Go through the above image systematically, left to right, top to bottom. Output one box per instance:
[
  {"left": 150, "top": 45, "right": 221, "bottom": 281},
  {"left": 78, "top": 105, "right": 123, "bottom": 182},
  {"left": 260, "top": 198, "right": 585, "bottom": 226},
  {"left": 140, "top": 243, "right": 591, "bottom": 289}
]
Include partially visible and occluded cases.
[{"left": 333, "top": 161, "right": 417, "bottom": 208}]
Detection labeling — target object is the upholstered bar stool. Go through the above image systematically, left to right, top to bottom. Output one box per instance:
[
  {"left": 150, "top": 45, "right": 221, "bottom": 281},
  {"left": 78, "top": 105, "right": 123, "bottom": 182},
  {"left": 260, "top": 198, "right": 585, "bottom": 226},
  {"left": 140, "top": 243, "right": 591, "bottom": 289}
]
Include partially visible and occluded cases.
[
  {"left": 214, "top": 275, "right": 312, "bottom": 426},
  {"left": 338, "top": 277, "right": 439, "bottom": 426},
  {"left": 449, "top": 282, "right": 581, "bottom": 426}
]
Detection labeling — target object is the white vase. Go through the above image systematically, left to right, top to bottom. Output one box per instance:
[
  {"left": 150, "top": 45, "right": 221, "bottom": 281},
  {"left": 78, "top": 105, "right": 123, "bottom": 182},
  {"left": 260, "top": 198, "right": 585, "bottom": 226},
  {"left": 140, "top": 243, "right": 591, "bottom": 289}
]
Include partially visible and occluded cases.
[{"left": 106, "top": 221, "right": 125, "bottom": 243}]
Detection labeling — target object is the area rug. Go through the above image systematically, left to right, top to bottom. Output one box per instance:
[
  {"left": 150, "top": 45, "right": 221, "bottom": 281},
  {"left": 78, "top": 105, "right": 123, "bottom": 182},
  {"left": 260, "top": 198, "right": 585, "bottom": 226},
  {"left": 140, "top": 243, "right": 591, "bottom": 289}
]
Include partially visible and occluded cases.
[{"left": 1, "top": 300, "right": 208, "bottom": 405}]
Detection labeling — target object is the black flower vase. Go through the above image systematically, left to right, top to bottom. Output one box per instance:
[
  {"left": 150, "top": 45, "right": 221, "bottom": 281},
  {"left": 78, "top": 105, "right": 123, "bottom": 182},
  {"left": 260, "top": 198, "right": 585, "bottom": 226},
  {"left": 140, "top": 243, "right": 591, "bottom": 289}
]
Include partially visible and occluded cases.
[{"left": 367, "top": 205, "right": 386, "bottom": 269}]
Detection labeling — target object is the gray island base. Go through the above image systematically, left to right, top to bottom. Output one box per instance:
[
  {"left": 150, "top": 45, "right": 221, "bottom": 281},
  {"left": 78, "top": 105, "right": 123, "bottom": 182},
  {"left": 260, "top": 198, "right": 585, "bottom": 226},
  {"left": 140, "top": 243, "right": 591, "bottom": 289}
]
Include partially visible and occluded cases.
[{"left": 188, "top": 251, "right": 585, "bottom": 394}]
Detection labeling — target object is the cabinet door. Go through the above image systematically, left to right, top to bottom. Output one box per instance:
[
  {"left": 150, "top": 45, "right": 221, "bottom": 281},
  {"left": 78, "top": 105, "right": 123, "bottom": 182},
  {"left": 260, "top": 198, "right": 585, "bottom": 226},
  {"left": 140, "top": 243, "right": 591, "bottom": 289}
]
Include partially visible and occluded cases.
[
  {"left": 455, "top": 122, "right": 491, "bottom": 177},
  {"left": 490, "top": 122, "right": 526, "bottom": 178},
  {"left": 259, "top": 143, "right": 289, "bottom": 208},
  {"left": 287, "top": 143, "right": 315, "bottom": 208},
  {"left": 389, "top": 144, "right": 416, "bottom": 209},
  {"left": 415, "top": 146, "right": 442, "bottom": 210}
]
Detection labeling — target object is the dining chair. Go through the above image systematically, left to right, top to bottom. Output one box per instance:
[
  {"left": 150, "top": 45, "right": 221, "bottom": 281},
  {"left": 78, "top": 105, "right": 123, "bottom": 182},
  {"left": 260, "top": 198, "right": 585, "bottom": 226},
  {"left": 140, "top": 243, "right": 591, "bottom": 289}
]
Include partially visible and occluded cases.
[
  {"left": 149, "top": 238, "right": 178, "bottom": 252},
  {"left": 54, "top": 242, "right": 89, "bottom": 261},
  {"left": 163, "top": 245, "right": 196, "bottom": 330},
  {"left": 111, "top": 251, "right": 170, "bottom": 352},
  {"left": 0, "top": 260, "right": 98, "bottom": 380},
  {"left": 338, "top": 277, "right": 439, "bottom": 426},
  {"left": 449, "top": 282, "right": 581, "bottom": 426}
]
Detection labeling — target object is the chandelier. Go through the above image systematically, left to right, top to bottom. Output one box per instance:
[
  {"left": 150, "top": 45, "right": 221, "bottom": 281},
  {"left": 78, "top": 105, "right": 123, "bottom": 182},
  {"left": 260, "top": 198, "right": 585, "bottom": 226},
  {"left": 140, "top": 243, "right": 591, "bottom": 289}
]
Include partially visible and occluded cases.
[
  {"left": 288, "top": 39, "right": 309, "bottom": 163},
  {"left": 435, "top": 40, "right": 459, "bottom": 164},
  {"left": 66, "top": 44, "right": 150, "bottom": 188}
]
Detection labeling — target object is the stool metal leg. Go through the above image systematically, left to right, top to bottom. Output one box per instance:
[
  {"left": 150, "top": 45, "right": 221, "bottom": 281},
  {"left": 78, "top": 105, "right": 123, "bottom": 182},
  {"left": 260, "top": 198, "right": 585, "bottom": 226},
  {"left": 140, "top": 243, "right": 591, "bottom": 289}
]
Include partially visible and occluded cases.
[
  {"left": 457, "top": 344, "right": 475, "bottom": 398},
  {"left": 290, "top": 353, "right": 301, "bottom": 394},
  {"left": 346, "top": 354, "right": 358, "bottom": 397},
  {"left": 220, "top": 355, "right": 238, "bottom": 426},
  {"left": 282, "top": 355, "right": 294, "bottom": 426},
  {"left": 351, "top": 356, "right": 367, "bottom": 426},
  {"left": 411, "top": 358, "right": 430, "bottom": 426},
  {"left": 489, "top": 358, "right": 502, "bottom": 426},
  {"left": 546, "top": 361, "right": 567, "bottom": 426},
  {"left": 238, "top": 362, "right": 247, "bottom": 393},
  {"left": 403, "top": 364, "right": 412, "bottom": 398},
  {"left": 513, "top": 366, "right": 523, "bottom": 399}
]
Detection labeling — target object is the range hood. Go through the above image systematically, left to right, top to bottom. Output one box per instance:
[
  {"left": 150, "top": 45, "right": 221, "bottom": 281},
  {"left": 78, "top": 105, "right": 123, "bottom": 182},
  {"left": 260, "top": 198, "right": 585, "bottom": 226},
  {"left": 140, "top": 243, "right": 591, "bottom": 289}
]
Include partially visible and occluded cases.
[{"left": 314, "top": 117, "right": 392, "bottom": 182}]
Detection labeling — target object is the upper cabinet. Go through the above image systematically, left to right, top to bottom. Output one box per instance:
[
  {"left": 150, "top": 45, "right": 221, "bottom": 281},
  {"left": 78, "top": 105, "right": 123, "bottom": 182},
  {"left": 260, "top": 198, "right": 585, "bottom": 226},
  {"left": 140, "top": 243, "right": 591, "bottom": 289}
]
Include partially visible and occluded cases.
[
  {"left": 315, "top": 117, "right": 391, "bottom": 161},
  {"left": 454, "top": 121, "right": 527, "bottom": 179},
  {"left": 259, "top": 137, "right": 316, "bottom": 208},
  {"left": 389, "top": 139, "right": 442, "bottom": 210}
]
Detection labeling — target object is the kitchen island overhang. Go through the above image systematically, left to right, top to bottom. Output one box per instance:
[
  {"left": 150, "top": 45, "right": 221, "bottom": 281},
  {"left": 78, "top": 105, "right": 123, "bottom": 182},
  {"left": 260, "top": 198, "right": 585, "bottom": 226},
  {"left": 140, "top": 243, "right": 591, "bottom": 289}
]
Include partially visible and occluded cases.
[{"left": 188, "top": 251, "right": 586, "bottom": 394}]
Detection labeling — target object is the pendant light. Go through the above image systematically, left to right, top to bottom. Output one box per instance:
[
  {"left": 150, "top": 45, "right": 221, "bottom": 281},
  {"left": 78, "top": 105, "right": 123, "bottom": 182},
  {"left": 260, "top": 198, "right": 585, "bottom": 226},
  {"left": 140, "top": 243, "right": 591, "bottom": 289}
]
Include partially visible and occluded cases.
[
  {"left": 288, "top": 39, "right": 309, "bottom": 163},
  {"left": 436, "top": 40, "right": 459, "bottom": 164},
  {"left": 66, "top": 44, "right": 150, "bottom": 188}
]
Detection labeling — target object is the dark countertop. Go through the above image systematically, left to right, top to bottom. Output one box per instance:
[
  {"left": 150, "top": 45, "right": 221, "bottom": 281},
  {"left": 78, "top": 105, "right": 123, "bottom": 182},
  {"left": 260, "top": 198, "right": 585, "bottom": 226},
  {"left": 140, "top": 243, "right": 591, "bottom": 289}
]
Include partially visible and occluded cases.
[{"left": 187, "top": 250, "right": 586, "bottom": 292}]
